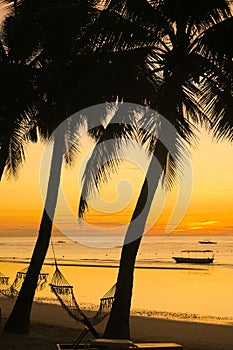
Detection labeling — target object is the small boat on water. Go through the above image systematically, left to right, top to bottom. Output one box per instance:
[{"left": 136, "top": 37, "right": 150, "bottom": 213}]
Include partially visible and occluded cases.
[
  {"left": 198, "top": 239, "right": 217, "bottom": 244},
  {"left": 172, "top": 250, "right": 214, "bottom": 264}
]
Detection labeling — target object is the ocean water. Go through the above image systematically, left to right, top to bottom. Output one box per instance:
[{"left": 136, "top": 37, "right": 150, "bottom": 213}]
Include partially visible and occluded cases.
[{"left": 1, "top": 234, "right": 233, "bottom": 323}]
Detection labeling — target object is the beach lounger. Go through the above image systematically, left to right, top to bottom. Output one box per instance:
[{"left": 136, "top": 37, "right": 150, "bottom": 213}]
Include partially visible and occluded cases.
[
  {"left": 57, "top": 339, "right": 183, "bottom": 350},
  {"left": 88, "top": 339, "right": 136, "bottom": 348},
  {"left": 89, "top": 339, "right": 183, "bottom": 349},
  {"left": 56, "top": 340, "right": 135, "bottom": 350},
  {"left": 134, "top": 343, "right": 183, "bottom": 349}
]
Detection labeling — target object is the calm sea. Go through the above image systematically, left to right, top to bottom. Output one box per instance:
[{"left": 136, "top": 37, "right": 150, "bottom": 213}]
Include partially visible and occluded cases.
[{"left": 1, "top": 234, "right": 233, "bottom": 323}]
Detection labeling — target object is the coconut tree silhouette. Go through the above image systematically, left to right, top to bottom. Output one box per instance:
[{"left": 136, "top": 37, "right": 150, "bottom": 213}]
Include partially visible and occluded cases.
[
  {"left": 2, "top": 0, "right": 159, "bottom": 334},
  {"left": 78, "top": 0, "right": 233, "bottom": 339}
]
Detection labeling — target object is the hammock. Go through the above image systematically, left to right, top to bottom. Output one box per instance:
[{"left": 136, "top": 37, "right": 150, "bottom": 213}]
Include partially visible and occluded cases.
[
  {"left": 50, "top": 263, "right": 116, "bottom": 342},
  {"left": 0, "top": 267, "right": 49, "bottom": 298},
  {"left": 0, "top": 272, "right": 10, "bottom": 288}
]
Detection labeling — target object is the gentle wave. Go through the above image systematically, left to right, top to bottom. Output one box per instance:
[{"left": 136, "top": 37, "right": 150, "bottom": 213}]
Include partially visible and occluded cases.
[
  {"left": 34, "top": 296, "right": 233, "bottom": 326},
  {"left": 131, "top": 308, "right": 233, "bottom": 325}
]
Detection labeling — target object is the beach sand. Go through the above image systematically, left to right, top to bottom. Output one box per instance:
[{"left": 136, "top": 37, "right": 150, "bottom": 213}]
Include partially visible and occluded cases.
[{"left": 1, "top": 297, "right": 233, "bottom": 350}]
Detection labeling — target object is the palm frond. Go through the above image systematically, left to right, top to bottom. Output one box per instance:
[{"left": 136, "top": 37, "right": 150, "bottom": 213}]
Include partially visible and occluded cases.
[
  {"left": 2, "top": 0, "right": 100, "bottom": 63},
  {"left": 106, "top": 0, "right": 160, "bottom": 23},
  {"left": 157, "top": 0, "right": 231, "bottom": 29},
  {"left": 81, "top": 9, "right": 158, "bottom": 54},
  {"left": 195, "top": 17, "right": 233, "bottom": 70},
  {"left": 0, "top": 39, "right": 8, "bottom": 63},
  {"left": 0, "top": 58, "right": 39, "bottom": 179},
  {"left": 200, "top": 67, "right": 232, "bottom": 115},
  {"left": 199, "top": 76, "right": 233, "bottom": 142},
  {"left": 182, "top": 80, "right": 211, "bottom": 128},
  {"left": 78, "top": 104, "right": 139, "bottom": 219},
  {"left": 137, "top": 108, "right": 160, "bottom": 154},
  {"left": 139, "top": 110, "right": 195, "bottom": 191},
  {"left": 63, "top": 113, "right": 88, "bottom": 166},
  {"left": 154, "top": 114, "right": 192, "bottom": 192},
  {"left": 3, "top": 116, "right": 32, "bottom": 178},
  {"left": 27, "top": 124, "right": 38, "bottom": 143},
  {"left": 162, "top": 135, "right": 188, "bottom": 191},
  {"left": 64, "top": 138, "right": 80, "bottom": 167}
]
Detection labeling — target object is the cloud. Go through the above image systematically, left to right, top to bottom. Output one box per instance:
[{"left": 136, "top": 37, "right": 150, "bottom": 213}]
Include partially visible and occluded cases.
[{"left": 201, "top": 221, "right": 219, "bottom": 226}]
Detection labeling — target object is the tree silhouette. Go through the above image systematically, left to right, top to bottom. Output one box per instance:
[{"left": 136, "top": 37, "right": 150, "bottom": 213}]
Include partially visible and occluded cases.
[
  {"left": 2, "top": 0, "right": 158, "bottom": 334},
  {"left": 79, "top": 0, "right": 233, "bottom": 339}
]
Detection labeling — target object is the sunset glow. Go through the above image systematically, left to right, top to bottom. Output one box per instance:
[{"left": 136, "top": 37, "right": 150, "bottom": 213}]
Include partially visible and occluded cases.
[{"left": 0, "top": 127, "right": 232, "bottom": 236}]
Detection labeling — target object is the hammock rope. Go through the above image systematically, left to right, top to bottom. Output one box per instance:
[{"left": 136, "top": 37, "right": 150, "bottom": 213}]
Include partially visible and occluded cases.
[
  {"left": 49, "top": 236, "right": 116, "bottom": 344},
  {"left": 50, "top": 263, "right": 116, "bottom": 326},
  {"left": 0, "top": 267, "right": 49, "bottom": 298},
  {"left": 0, "top": 272, "right": 10, "bottom": 288}
]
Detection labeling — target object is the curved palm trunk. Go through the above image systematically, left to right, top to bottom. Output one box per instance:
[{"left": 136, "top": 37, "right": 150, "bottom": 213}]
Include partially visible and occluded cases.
[
  {"left": 4, "top": 131, "right": 64, "bottom": 334},
  {"left": 104, "top": 140, "right": 167, "bottom": 339}
]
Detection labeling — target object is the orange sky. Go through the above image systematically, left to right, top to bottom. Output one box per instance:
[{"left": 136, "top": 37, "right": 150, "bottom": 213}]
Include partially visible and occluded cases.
[
  {"left": 0, "top": 4, "right": 232, "bottom": 237},
  {"left": 0, "top": 127, "right": 232, "bottom": 236}
]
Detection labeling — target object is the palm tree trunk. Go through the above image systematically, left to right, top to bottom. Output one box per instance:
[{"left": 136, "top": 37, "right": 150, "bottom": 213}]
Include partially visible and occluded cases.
[
  {"left": 3, "top": 131, "right": 64, "bottom": 334},
  {"left": 103, "top": 140, "right": 167, "bottom": 339}
]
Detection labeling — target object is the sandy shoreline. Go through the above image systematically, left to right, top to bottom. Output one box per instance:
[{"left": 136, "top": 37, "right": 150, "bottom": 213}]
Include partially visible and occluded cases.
[{"left": 1, "top": 297, "right": 233, "bottom": 350}]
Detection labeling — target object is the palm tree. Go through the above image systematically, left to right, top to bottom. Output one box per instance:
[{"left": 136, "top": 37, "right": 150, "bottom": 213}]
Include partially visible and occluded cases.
[
  {"left": 0, "top": 0, "right": 97, "bottom": 334},
  {"left": 2, "top": 0, "right": 158, "bottom": 334},
  {"left": 79, "top": 0, "right": 233, "bottom": 339},
  {"left": 0, "top": 36, "right": 38, "bottom": 180}
]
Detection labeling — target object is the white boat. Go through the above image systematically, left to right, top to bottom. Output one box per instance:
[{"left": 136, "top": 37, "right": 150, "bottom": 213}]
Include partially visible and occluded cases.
[
  {"left": 198, "top": 239, "right": 217, "bottom": 244},
  {"left": 172, "top": 250, "right": 214, "bottom": 264}
]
